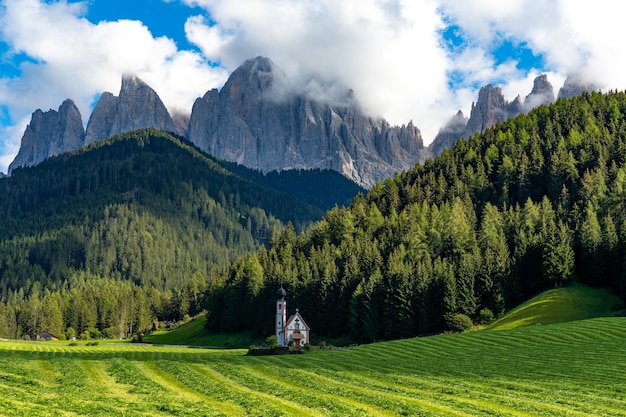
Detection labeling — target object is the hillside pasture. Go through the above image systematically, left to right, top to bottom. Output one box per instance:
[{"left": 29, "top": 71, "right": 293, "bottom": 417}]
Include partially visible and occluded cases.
[
  {"left": 487, "top": 283, "right": 623, "bottom": 331},
  {"left": 143, "top": 315, "right": 262, "bottom": 348},
  {"left": 1, "top": 318, "right": 626, "bottom": 416}
]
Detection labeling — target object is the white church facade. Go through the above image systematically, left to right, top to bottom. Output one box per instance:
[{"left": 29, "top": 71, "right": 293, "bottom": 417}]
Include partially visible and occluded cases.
[{"left": 275, "top": 286, "right": 310, "bottom": 347}]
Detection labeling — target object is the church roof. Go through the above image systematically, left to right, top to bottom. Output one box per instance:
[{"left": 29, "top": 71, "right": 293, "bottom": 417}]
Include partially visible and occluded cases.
[{"left": 285, "top": 310, "right": 310, "bottom": 331}]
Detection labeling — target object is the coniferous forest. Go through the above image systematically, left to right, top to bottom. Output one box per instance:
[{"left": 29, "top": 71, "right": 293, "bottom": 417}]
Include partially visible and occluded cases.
[
  {"left": 2, "top": 91, "right": 626, "bottom": 343},
  {"left": 205, "top": 91, "right": 626, "bottom": 342},
  {"left": 0, "top": 129, "right": 363, "bottom": 339}
]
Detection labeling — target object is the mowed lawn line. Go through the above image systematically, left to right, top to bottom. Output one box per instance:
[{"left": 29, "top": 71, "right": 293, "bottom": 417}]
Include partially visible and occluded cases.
[
  {"left": 335, "top": 337, "right": 626, "bottom": 415},
  {"left": 292, "top": 354, "right": 543, "bottom": 416},
  {"left": 222, "top": 358, "right": 399, "bottom": 417},
  {"left": 23, "top": 359, "right": 62, "bottom": 388},
  {"left": 80, "top": 360, "right": 149, "bottom": 414},
  {"left": 133, "top": 361, "right": 245, "bottom": 417},
  {"left": 270, "top": 361, "right": 476, "bottom": 417},
  {"left": 190, "top": 362, "right": 329, "bottom": 417},
  {"left": 452, "top": 376, "right": 626, "bottom": 416},
  {"left": 0, "top": 395, "right": 58, "bottom": 417}
]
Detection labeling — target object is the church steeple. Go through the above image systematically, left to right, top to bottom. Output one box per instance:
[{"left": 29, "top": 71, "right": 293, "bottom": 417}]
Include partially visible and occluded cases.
[{"left": 275, "top": 286, "right": 287, "bottom": 346}]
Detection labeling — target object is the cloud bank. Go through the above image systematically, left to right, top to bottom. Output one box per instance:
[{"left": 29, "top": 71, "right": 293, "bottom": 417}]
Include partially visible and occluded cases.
[
  {"left": 0, "top": 0, "right": 227, "bottom": 173},
  {"left": 1, "top": 0, "right": 626, "bottom": 173}
]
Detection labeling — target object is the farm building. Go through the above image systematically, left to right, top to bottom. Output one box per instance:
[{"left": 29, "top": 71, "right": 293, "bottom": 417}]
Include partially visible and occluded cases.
[
  {"left": 275, "top": 287, "right": 310, "bottom": 346},
  {"left": 37, "top": 332, "right": 60, "bottom": 341}
]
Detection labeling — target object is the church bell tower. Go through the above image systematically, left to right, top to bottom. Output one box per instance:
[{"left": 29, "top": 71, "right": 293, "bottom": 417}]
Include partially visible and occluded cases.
[{"left": 275, "top": 286, "right": 287, "bottom": 346}]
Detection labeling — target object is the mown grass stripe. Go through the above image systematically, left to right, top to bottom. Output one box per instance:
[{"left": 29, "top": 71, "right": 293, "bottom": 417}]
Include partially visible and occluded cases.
[
  {"left": 228, "top": 359, "right": 399, "bottom": 416},
  {"left": 287, "top": 360, "right": 541, "bottom": 417},
  {"left": 135, "top": 361, "right": 244, "bottom": 416},
  {"left": 193, "top": 362, "right": 328, "bottom": 417},
  {"left": 270, "top": 362, "right": 481, "bottom": 417}
]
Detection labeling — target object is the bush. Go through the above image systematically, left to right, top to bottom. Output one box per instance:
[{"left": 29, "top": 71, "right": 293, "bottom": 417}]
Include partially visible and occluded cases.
[
  {"left": 478, "top": 308, "right": 495, "bottom": 325},
  {"left": 447, "top": 313, "right": 474, "bottom": 333},
  {"left": 265, "top": 335, "right": 278, "bottom": 348}
]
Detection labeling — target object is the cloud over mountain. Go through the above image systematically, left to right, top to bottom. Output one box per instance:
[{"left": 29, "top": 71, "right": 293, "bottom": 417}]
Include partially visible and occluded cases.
[{"left": 1, "top": 0, "right": 626, "bottom": 174}]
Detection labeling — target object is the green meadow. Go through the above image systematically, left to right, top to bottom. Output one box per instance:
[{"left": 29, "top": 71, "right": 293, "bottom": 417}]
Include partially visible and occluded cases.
[
  {"left": 487, "top": 283, "right": 623, "bottom": 330},
  {"left": 1, "top": 316, "right": 626, "bottom": 416},
  {"left": 143, "top": 316, "right": 261, "bottom": 348}
]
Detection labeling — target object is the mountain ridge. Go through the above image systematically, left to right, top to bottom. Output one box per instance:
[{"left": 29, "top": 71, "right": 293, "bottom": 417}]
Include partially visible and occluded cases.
[{"left": 6, "top": 56, "right": 599, "bottom": 184}]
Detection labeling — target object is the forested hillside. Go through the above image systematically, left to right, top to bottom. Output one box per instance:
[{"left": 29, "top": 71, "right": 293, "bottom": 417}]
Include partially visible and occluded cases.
[
  {"left": 206, "top": 91, "right": 626, "bottom": 342},
  {"left": 0, "top": 129, "right": 362, "bottom": 339}
]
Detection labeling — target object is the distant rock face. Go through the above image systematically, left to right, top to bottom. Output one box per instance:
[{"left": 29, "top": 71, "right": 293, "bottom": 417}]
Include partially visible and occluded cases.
[
  {"left": 188, "top": 56, "right": 424, "bottom": 188},
  {"left": 85, "top": 74, "right": 179, "bottom": 145},
  {"left": 428, "top": 74, "right": 555, "bottom": 157},
  {"left": 525, "top": 74, "right": 555, "bottom": 108},
  {"left": 557, "top": 74, "right": 597, "bottom": 100},
  {"left": 8, "top": 99, "right": 85, "bottom": 174},
  {"left": 428, "top": 110, "right": 468, "bottom": 157}
]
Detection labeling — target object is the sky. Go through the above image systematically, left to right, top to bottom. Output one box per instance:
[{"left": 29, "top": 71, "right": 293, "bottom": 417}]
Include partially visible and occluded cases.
[{"left": 0, "top": 0, "right": 625, "bottom": 174}]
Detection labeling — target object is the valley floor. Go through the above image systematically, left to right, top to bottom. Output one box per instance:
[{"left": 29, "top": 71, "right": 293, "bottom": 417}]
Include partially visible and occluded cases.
[{"left": 1, "top": 317, "right": 625, "bottom": 416}]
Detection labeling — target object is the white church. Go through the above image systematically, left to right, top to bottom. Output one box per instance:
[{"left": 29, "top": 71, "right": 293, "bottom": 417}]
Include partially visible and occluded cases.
[{"left": 275, "top": 286, "right": 310, "bottom": 347}]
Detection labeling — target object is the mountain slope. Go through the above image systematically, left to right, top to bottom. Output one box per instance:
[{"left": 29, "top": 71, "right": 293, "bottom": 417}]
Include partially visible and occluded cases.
[
  {"left": 205, "top": 90, "right": 626, "bottom": 341},
  {"left": 0, "top": 129, "right": 360, "bottom": 293}
]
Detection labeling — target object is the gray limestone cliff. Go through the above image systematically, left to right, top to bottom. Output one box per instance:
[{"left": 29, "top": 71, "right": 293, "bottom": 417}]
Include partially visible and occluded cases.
[
  {"left": 188, "top": 56, "right": 425, "bottom": 188},
  {"left": 85, "top": 74, "right": 179, "bottom": 145},
  {"left": 428, "top": 74, "right": 555, "bottom": 157},
  {"left": 557, "top": 74, "right": 597, "bottom": 100},
  {"left": 8, "top": 99, "right": 85, "bottom": 174},
  {"left": 428, "top": 110, "right": 468, "bottom": 157}
]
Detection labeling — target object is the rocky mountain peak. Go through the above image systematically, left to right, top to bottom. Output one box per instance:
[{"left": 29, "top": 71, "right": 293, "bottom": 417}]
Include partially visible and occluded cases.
[
  {"left": 222, "top": 56, "right": 277, "bottom": 102},
  {"left": 187, "top": 57, "right": 424, "bottom": 188},
  {"left": 85, "top": 74, "right": 179, "bottom": 145},
  {"left": 428, "top": 74, "right": 556, "bottom": 157},
  {"left": 525, "top": 74, "right": 555, "bottom": 109},
  {"left": 558, "top": 74, "right": 597, "bottom": 100},
  {"left": 465, "top": 84, "right": 508, "bottom": 135},
  {"left": 8, "top": 99, "right": 85, "bottom": 174},
  {"left": 428, "top": 110, "right": 468, "bottom": 157}
]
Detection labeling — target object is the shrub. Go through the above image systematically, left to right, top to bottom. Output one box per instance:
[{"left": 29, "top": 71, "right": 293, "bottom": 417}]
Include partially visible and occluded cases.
[
  {"left": 478, "top": 308, "right": 495, "bottom": 325},
  {"left": 447, "top": 313, "right": 474, "bottom": 333},
  {"left": 265, "top": 335, "right": 278, "bottom": 348}
]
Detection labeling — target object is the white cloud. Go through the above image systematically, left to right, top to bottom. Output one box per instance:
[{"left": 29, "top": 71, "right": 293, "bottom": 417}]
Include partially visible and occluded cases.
[
  {"left": 0, "top": 0, "right": 227, "bottom": 173},
  {"left": 2, "top": 0, "right": 626, "bottom": 173},
  {"left": 180, "top": 0, "right": 587, "bottom": 145},
  {"left": 183, "top": 0, "right": 455, "bottom": 140},
  {"left": 439, "top": 0, "right": 626, "bottom": 90}
]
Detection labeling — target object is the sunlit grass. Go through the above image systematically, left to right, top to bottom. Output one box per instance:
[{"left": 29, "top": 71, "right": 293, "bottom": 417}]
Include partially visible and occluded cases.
[
  {"left": 487, "top": 282, "right": 622, "bottom": 330},
  {"left": 143, "top": 314, "right": 262, "bottom": 348},
  {"left": 1, "top": 318, "right": 626, "bottom": 416}
]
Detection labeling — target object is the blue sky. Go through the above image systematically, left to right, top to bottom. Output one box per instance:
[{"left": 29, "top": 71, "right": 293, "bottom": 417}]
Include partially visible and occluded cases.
[{"left": 0, "top": 0, "right": 623, "bottom": 173}]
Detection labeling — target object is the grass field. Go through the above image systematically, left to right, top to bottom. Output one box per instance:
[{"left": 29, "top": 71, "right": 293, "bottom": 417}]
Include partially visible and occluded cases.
[
  {"left": 487, "top": 283, "right": 623, "bottom": 331},
  {"left": 143, "top": 315, "right": 262, "bottom": 348},
  {"left": 1, "top": 317, "right": 626, "bottom": 416}
]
